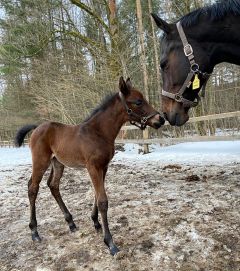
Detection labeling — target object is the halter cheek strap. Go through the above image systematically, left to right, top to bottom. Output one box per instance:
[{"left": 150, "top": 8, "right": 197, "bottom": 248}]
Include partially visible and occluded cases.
[
  {"left": 161, "top": 21, "right": 211, "bottom": 108},
  {"left": 119, "top": 92, "right": 160, "bottom": 130}
]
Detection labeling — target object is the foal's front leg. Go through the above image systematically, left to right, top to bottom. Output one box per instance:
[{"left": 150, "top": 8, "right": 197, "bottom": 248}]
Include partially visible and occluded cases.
[{"left": 87, "top": 165, "right": 119, "bottom": 256}]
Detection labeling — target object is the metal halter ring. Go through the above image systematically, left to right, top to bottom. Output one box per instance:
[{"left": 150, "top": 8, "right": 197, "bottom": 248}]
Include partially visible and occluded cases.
[
  {"left": 191, "top": 63, "right": 199, "bottom": 73},
  {"left": 127, "top": 108, "right": 132, "bottom": 115}
]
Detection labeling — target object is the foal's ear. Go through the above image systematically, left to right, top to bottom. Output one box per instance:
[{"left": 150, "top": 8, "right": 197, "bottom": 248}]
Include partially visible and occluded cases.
[
  {"left": 151, "top": 13, "right": 172, "bottom": 34},
  {"left": 119, "top": 76, "right": 131, "bottom": 96},
  {"left": 126, "top": 77, "right": 133, "bottom": 90}
]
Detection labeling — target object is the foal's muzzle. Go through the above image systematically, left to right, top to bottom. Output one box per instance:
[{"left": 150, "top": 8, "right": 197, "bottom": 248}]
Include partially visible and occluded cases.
[{"left": 150, "top": 113, "right": 165, "bottom": 129}]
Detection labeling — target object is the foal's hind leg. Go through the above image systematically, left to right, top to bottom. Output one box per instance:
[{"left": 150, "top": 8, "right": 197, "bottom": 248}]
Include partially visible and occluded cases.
[
  {"left": 29, "top": 157, "right": 50, "bottom": 241},
  {"left": 47, "top": 157, "right": 77, "bottom": 232},
  {"left": 91, "top": 166, "right": 107, "bottom": 231},
  {"left": 91, "top": 196, "right": 101, "bottom": 231}
]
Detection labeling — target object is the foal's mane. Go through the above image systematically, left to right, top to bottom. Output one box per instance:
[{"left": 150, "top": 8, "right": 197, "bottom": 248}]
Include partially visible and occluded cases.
[
  {"left": 180, "top": 0, "right": 240, "bottom": 27},
  {"left": 83, "top": 93, "right": 118, "bottom": 122}
]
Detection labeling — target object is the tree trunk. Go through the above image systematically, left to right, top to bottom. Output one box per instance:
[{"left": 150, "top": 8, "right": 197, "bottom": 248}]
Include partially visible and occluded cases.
[
  {"left": 108, "top": 0, "right": 121, "bottom": 78},
  {"left": 136, "top": 0, "right": 149, "bottom": 153},
  {"left": 136, "top": 0, "right": 149, "bottom": 100},
  {"left": 148, "top": 0, "right": 161, "bottom": 103}
]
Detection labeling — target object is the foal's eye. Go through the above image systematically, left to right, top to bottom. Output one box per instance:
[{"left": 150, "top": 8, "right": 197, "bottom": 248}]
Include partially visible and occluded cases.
[{"left": 135, "top": 99, "right": 143, "bottom": 106}]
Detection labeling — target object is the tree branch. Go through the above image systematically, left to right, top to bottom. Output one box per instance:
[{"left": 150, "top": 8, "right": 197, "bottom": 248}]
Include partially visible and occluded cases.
[{"left": 70, "top": 0, "right": 111, "bottom": 36}]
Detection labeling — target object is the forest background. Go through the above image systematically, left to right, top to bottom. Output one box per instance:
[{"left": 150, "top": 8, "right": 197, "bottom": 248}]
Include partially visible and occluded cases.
[{"left": 0, "top": 0, "right": 239, "bottom": 140}]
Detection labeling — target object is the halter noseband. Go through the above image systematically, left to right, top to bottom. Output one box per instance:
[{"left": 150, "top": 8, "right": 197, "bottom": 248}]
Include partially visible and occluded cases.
[
  {"left": 162, "top": 21, "right": 211, "bottom": 108},
  {"left": 119, "top": 92, "right": 160, "bottom": 130}
]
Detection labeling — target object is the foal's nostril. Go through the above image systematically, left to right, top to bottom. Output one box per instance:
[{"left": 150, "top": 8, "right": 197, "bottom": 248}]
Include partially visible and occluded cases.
[{"left": 159, "top": 116, "right": 165, "bottom": 125}]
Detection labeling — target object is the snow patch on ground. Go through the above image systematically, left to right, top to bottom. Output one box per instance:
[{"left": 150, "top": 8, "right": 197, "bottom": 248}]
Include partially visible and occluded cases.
[
  {"left": 0, "top": 141, "right": 239, "bottom": 179},
  {"left": 114, "top": 141, "right": 240, "bottom": 165},
  {"left": 0, "top": 146, "right": 31, "bottom": 167},
  {"left": 0, "top": 147, "right": 31, "bottom": 181}
]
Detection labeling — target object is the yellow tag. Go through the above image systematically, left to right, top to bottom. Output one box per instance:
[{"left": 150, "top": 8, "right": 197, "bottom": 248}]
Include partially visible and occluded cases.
[{"left": 192, "top": 74, "right": 200, "bottom": 90}]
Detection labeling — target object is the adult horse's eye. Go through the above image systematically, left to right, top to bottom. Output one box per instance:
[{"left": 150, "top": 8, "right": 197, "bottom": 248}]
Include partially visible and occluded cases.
[{"left": 160, "top": 60, "right": 168, "bottom": 71}]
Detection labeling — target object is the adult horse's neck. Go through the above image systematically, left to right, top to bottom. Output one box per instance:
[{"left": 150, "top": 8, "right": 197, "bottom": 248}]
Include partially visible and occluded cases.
[
  {"left": 186, "top": 15, "right": 240, "bottom": 67},
  {"left": 84, "top": 94, "right": 127, "bottom": 144}
]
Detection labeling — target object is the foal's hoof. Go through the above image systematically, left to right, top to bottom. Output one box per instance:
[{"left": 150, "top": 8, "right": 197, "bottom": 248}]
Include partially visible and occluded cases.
[
  {"left": 69, "top": 223, "right": 77, "bottom": 232},
  {"left": 94, "top": 223, "right": 102, "bottom": 232},
  {"left": 32, "top": 232, "right": 41, "bottom": 242},
  {"left": 109, "top": 245, "right": 120, "bottom": 256}
]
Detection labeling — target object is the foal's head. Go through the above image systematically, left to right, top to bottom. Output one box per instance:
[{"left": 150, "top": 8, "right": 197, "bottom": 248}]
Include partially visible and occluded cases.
[{"left": 119, "top": 77, "right": 165, "bottom": 129}]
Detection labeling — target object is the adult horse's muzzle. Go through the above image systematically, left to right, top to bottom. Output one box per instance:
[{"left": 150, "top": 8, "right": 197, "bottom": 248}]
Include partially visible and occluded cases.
[{"left": 164, "top": 110, "right": 189, "bottom": 126}]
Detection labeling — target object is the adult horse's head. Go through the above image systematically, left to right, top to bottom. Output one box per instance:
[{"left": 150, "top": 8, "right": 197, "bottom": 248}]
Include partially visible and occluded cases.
[{"left": 151, "top": 14, "right": 213, "bottom": 126}]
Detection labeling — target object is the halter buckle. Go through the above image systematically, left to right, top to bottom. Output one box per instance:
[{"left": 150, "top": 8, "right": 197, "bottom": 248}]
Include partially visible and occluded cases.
[
  {"left": 184, "top": 44, "right": 193, "bottom": 57},
  {"left": 175, "top": 94, "right": 182, "bottom": 102},
  {"left": 141, "top": 117, "right": 148, "bottom": 124}
]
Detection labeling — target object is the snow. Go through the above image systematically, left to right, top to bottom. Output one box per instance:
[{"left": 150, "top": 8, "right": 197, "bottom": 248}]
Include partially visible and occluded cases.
[
  {"left": 0, "top": 141, "right": 239, "bottom": 176},
  {"left": 114, "top": 141, "right": 240, "bottom": 165},
  {"left": 0, "top": 146, "right": 31, "bottom": 167},
  {"left": 0, "top": 147, "right": 31, "bottom": 180}
]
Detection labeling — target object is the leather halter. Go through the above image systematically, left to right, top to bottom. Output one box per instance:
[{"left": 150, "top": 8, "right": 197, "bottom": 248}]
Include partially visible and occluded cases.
[
  {"left": 162, "top": 21, "right": 211, "bottom": 108},
  {"left": 119, "top": 92, "right": 160, "bottom": 130}
]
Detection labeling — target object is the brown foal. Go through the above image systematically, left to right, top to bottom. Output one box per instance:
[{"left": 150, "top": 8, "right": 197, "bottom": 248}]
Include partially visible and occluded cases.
[{"left": 15, "top": 77, "right": 165, "bottom": 255}]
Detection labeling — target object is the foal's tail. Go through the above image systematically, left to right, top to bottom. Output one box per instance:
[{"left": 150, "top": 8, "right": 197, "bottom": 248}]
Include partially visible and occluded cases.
[{"left": 15, "top": 124, "right": 38, "bottom": 147}]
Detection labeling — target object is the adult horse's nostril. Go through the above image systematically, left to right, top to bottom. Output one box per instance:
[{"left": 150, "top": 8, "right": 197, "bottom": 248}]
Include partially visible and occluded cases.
[
  {"left": 175, "top": 113, "right": 183, "bottom": 126},
  {"left": 153, "top": 122, "right": 162, "bottom": 129}
]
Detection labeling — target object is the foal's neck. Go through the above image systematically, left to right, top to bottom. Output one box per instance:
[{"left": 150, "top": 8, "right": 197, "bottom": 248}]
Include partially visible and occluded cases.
[
  {"left": 189, "top": 16, "right": 240, "bottom": 66},
  {"left": 85, "top": 94, "right": 127, "bottom": 144}
]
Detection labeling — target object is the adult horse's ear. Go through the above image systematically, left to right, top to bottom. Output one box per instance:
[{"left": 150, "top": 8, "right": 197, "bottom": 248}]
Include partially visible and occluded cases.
[
  {"left": 151, "top": 13, "right": 172, "bottom": 34},
  {"left": 119, "top": 76, "right": 130, "bottom": 96}
]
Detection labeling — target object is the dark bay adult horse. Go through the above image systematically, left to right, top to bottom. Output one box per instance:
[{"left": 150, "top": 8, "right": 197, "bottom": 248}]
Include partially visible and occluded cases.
[
  {"left": 152, "top": 0, "right": 240, "bottom": 126},
  {"left": 15, "top": 77, "right": 165, "bottom": 256}
]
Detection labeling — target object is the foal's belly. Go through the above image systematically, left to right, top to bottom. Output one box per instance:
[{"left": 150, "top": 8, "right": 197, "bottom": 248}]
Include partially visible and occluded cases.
[
  {"left": 52, "top": 149, "right": 86, "bottom": 168},
  {"left": 58, "top": 158, "right": 86, "bottom": 168}
]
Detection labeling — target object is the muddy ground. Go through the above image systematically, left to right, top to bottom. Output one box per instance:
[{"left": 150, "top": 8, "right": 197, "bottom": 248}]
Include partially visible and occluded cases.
[{"left": 0, "top": 160, "right": 239, "bottom": 271}]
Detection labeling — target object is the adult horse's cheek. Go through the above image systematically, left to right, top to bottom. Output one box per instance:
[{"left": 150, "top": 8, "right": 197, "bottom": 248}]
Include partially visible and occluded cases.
[{"left": 161, "top": 95, "right": 172, "bottom": 115}]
